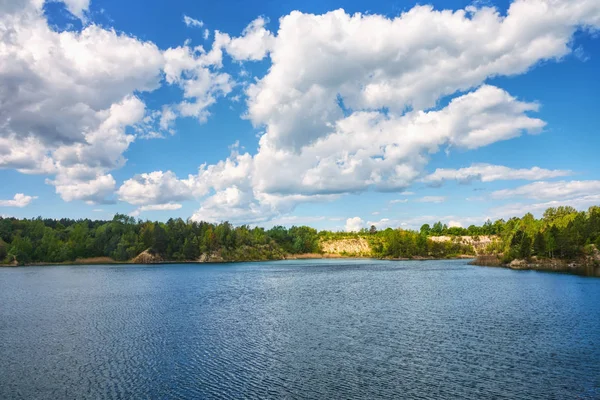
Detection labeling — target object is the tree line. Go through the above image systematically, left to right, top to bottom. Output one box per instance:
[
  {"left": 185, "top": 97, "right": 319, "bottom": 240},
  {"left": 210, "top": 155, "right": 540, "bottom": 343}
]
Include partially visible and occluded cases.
[
  {"left": 1, "top": 205, "right": 599, "bottom": 265},
  {"left": 482, "top": 206, "right": 600, "bottom": 262},
  {"left": 0, "top": 215, "right": 321, "bottom": 264}
]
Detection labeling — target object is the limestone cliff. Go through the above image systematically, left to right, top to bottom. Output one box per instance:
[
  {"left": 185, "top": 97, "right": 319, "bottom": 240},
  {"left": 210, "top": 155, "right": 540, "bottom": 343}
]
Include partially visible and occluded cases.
[
  {"left": 428, "top": 235, "right": 498, "bottom": 255},
  {"left": 320, "top": 238, "right": 371, "bottom": 256}
]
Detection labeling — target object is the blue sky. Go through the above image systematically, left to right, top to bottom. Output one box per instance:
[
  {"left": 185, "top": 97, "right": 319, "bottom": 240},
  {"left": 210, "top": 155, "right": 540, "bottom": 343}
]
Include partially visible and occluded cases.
[{"left": 0, "top": 0, "right": 599, "bottom": 231}]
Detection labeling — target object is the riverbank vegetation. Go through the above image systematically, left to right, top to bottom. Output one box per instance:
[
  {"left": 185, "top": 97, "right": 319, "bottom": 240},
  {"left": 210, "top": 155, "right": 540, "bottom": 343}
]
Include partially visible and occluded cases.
[
  {"left": 1, "top": 205, "right": 599, "bottom": 266},
  {"left": 478, "top": 206, "right": 600, "bottom": 263}
]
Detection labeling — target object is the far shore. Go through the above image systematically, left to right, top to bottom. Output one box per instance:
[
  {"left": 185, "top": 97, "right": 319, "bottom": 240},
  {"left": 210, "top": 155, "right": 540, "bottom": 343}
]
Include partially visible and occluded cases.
[
  {"left": 1, "top": 254, "right": 476, "bottom": 267},
  {"left": 4, "top": 255, "right": 598, "bottom": 278},
  {"left": 470, "top": 255, "right": 600, "bottom": 277}
]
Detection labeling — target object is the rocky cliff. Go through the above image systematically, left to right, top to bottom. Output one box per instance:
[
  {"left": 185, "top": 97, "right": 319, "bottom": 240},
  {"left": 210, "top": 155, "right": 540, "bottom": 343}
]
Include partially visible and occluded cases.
[
  {"left": 429, "top": 235, "right": 497, "bottom": 255},
  {"left": 320, "top": 238, "right": 371, "bottom": 256}
]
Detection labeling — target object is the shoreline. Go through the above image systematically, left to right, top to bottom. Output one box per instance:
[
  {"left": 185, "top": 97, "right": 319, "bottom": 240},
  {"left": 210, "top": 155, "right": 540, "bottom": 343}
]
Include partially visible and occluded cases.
[
  {"left": 1, "top": 254, "right": 475, "bottom": 267},
  {"left": 4, "top": 256, "right": 598, "bottom": 277},
  {"left": 470, "top": 256, "right": 600, "bottom": 277}
]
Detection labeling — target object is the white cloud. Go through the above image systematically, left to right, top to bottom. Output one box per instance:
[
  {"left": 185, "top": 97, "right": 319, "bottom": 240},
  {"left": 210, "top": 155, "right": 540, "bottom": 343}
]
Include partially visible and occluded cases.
[
  {"left": 0, "top": 0, "right": 165, "bottom": 203},
  {"left": 5, "top": 0, "right": 595, "bottom": 223},
  {"left": 57, "top": 0, "right": 90, "bottom": 19},
  {"left": 122, "top": 0, "right": 599, "bottom": 225},
  {"left": 245, "top": 2, "right": 600, "bottom": 152},
  {"left": 183, "top": 15, "right": 203, "bottom": 28},
  {"left": 223, "top": 17, "right": 275, "bottom": 61},
  {"left": 162, "top": 41, "right": 233, "bottom": 122},
  {"left": 250, "top": 85, "right": 544, "bottom": 198},
  {"left": 120, "top": 86, "right": 536, "bottom": 222},
  {"left": 423, "top": 163, "right": 572, "bottom": 185},
  {"left": 118, "top": 171, "right": 195, "bottom": 206},
  {"left": 51, "top": 174, "right": 116, "bottom": 204},
  {"left": 491, "top": 180, "right": 600, "bottom": 201},
  {"left": 0, "top": 193, "right": 37, "bottom": 207},
  {"left": 491, "top": 195, "right": 600, "bottom": 220},
  {"left": 416, "top": 196, "right": 447, "bottom": 203},
  {"left": 390, "top": 199, "right": 409, "bottom": 204},
  {"left": 345, "top": 217, "right": 365, "bottom": 232},
  {"left": 448, "top": 220, "right": 463, "bottom": 228}
]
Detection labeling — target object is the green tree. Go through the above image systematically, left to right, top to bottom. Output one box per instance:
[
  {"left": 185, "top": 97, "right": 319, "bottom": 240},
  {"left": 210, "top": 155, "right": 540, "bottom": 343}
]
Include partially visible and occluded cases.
[
  {"left": 533, "top": 231, "right": 546, "bottom": 257},
  {"left": 9, "top": 235, "right": 33, "bottom": 265}
]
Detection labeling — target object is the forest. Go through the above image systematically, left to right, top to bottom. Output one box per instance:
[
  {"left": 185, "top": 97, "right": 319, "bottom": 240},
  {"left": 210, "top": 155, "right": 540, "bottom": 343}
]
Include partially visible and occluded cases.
[{"left": 1, "top": 205, "right": 599, "bottom": 265}]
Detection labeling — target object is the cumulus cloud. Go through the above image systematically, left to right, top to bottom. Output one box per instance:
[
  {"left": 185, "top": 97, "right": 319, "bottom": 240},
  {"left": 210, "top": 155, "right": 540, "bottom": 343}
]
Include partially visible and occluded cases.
[
  {"left": 0, "top": 0, "right": 164, "bottom": 203},
  {"left": 6, "top": 0, "right": 599, "bottom": 223},
  {"left": 119, "top": 0, "right": 600, "bottom": 224},
  {"left": 245, "top": 2, "right": 600, "bottom": 152},
  {"left": 223, "top": 17, "right": 275, "bottom": 61},
  {"left": 121, "top": 85, "right": 540, "bottom": 222},
  {"left": 250, "top": 85, "right": 544, "bottom": 198},
  {"left": 423, "top": 164, "right": 572, "bottom": 186},
  {"left": 118, "top": 171, "right": 196, "bottom": 206},
  {"left": 51, "top": 174, "right": 116, "bottom": 204},
  {"left": 491, "top": 180, "right": 600, "bottom": 201},
  {"left": 0, "top": 193, "right": 37, "bottom": 207},
  {"left": 345, "top": 217, "right": 365, "bottom": 232}
]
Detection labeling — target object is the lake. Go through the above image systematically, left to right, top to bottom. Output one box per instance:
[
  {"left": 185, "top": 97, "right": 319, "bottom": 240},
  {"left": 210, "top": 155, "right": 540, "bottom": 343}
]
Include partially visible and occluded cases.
[{"left": 1, "top": 259, "right": 599, "bottom": 399}]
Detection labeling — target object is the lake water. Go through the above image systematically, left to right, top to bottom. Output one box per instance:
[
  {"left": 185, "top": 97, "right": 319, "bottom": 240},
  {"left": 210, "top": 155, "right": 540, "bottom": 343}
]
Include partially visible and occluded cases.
[{"left": 1, "top": 259, "right": 599, "bottom": 399}]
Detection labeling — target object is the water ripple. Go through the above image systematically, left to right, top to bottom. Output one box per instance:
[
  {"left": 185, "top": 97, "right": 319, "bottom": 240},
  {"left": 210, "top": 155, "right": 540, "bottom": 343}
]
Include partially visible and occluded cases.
[{"left": 1, "top": 260, "right": 599, "bottom": 399}]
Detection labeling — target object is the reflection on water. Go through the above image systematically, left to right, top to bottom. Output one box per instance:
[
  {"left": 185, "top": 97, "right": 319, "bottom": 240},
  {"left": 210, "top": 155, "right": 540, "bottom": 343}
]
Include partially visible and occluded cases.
[{"left": 1, "top": 259, "right": 599, "bottom": 399}]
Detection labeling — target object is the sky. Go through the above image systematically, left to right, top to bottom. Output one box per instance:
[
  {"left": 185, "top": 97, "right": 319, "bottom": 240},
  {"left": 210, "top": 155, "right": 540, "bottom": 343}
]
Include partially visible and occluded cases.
[{"left": 0, "top": 0, "right": 599, "bottom": 231}]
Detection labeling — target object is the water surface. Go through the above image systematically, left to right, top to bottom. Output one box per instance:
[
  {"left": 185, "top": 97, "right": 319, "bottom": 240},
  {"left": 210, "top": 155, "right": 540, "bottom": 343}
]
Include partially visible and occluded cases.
[{"left": 1, "top": 259, "right": 599, "bottom": 399}]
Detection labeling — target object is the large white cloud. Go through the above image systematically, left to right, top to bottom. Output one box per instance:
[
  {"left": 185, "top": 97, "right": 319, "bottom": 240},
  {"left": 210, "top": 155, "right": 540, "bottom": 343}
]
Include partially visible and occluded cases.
[
  {"left": 0, "top": 0, "right": 165, "bottom": 203},
  {"left": 6, "top": 0, "right": 599, "bottom": 222},
  {"left": 179, "top": 0, "right": 598, "bottom": 224},
  {"left": 245, "top": 1, "right": 600, "bottom": 151},
  {"left": 118, "top": 84, "right": 544, "bottom": 223},
  {"left": 251, "top": 85, "right": 544, "bottom": 197},
  {"left": 118, "top": 171, "right": 196, "bottom": 206},
  {"left": 51, "top": 174, "right": 116, "bottom": 204}
]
